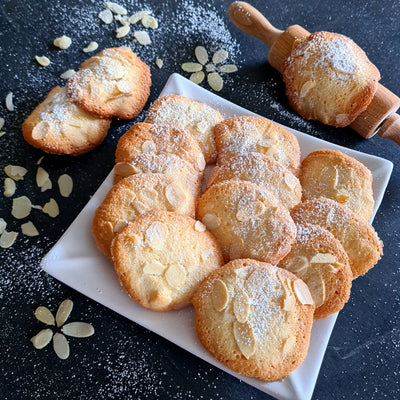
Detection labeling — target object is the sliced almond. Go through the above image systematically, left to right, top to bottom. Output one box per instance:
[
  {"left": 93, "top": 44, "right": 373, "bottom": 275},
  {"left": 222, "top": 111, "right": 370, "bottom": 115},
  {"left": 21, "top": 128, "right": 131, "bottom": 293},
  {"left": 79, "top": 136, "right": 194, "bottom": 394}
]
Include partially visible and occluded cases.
[
  {"left": 105, "top": 1, "right": 127, "bottom": 15},
  {"left": 98, "top": 8, "right": 114, "bottom": 24},
  {"left": 128, "top": 11, "right": 150, "bottom": 24},
  {"left": 141, "top": 15, "right": 158, "bottom": 29},
  {"left": 116, "top": 24, "right": 130, "bottom": 38},
  {"left": 134, "top": 31, "right": 151, "bottom": 46},
  {"left": 53, "top": 35, "right": 72, "bottom": 50},
  {"left": 83, "top": 42, "right": 99, "bottom": 53},
  {"left": 195, "top": 46, "right": 208, "bottom": 65},
  {"left": 212, "top": 49, "right": 228, "bottom": 64},
  {"left": 35, "top": 56, "right": 51, "bottom": 67},
  {"left": 155, "top": 59, "right": 163, "bottom": 69},
  {"left": 181, "top": 62, "right": 203, "bottom": 73},
  {"left": 218, "top": 64, "right": 238, "bottom": 73},
  {"left": 60, "top": 69, "right": 76, "bottom": 79},
  {"left": 190, "top": 71, "right": 205, "bottom": 84},
  {"left": 207, "top": 72, "right": 223, "bottom": 91},
  {"left": 300, "top": 80, "right": 316, "bottom": 97},
  {"left": 5, "top": 92, "right": 14, "bottom": 111},
  {"left": 0, "top": 118, "right": 4, "bottom": 130},
  {"left": 32, "top": 121, "right": 49, "bottom": 140},
  {"left": 258, "top": 137, "right": 277, "bottom": 148},
  {"left": 141, "top": 139, "right": 156, "bottom": 153},
  {"left": 196, "top": 153, "right": 206, "bottom": 171},
  {"left": 4, "top": 165, "right": 27, "bottom": 181},
  {"left": 36, "top": 167, "right": 50, "bottom": 189},
  {"left": 284, "top": 172, "right": 298, "bottom": 189},
  {"left": 58, "top": 174, "right": 73, "bottom": 197},
  {"left": 4, "top": 177, "right": 16, "bottom": 197},
  {"left": 165, "top": 183, "right": 186, "bottom": 208},
  {"left": 12, "top": 196, "right": 32, "bottom": 219},
  {"left": 42, "top": 198, "right": 59, "bottom": 218},
  {"left": 132, "top": 199, "right": 147, "bottom": 214},
  {"left": 202, "top": 213, "right": 221, "bottom": 230},
  {"left": 0, "top": 218, "right": 6, "bottom": 234},
  {"left": 113, "top": 220, "right": 127, "bottom": 233},
  {"left": 194, "top": 220, "right": 206, "bottom": 232},
  {"left": 21, "top": 221, "right": 39, "bottom": 237},
  {"left": 145, "top": 221, "right": 168, "bottom": 249},
  {"left": 0, "top": 230, "right": 18, "bottom": 248},
  {"left": 310, "top": 253, "right": 337, "bottom": 264},
  {"left": 285, "top": 255, "right": 309, "bottom": 274},
  {"left": 143, "top": 260, "right": 166, "bottom": 275},
  {"left": 165, "top": 264, "right": 186, "bottom": 288},
  {"left": 307, "top": 275, "right": 326, "bottom": 308},
  {"left": 211, "top": 279, "right": 229, "bottom": 311},
  {"left": 293, "top": 279, "right": 314, "bottom": 306},
  {"left": 233, "top": 289, "right": 251, "bottom": 323},
  {"left": 283, "top": 292, "right": 296, "bottom": 311},
  {"left": 55, "top": 299, "right": 73, "bottom": 327},
  {"left": 35, "top": 306, "right": 55, "bottom": 325},
  {"left": 233, "top": 321, "right": 255, "bottom": 359},
  {"left": 62, "top": 322, "right": 94, "bottom": 337},
  {"left": 31, "top": 329, "right": 53, "bottom": 349},
  {"left": 53, "top": 333, "right": 70, "bottom": 360},
  {"left": 282, "top": 335, "right": 296, "bottom": 354}
]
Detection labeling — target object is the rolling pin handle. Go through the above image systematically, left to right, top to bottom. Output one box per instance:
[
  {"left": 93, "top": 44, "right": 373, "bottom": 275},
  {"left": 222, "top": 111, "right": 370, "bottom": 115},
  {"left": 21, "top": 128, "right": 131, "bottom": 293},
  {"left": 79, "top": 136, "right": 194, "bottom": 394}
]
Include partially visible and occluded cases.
[
  {"left": 228, "top": 1, "right": 283, "bottom": 48},
  {"left": 377, "top": 113, "right": 400, "bottom": 145}
]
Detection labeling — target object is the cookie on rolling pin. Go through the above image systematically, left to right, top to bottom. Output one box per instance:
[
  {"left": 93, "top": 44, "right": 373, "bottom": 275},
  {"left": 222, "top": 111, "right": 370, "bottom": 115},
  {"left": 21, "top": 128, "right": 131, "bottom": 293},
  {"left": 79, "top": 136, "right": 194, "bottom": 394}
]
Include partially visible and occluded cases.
[
  {"left": 282, "top": 31, "right": 380, "bottom": 127},
  {"left": 66, "top": 47, "right": 151, "bottom": 119},
  {"left": 22, "top": 86, "right": 111, "bottom": 156},
  {"left": 145, "top": 94, "right": 223, "bottom": 163},
  {"left": 214, "top": 116, "right": 301, "bottom": 176},
  {"left": 115, "top": 123, "right": 206, "bottom": 173},
  {"left": 300, "top": 149, "right": 374, "bottom": 220},
  {"left": 114, "top": 153, "right": 202, "bottom": 198},
  {"left": 207, "top": 153, "right": 302, "bottom": 209},
  {"left": 92, "top": 173, "right": 196, "bottom": 258},
  {"left": 197, "top": 180, "right": 297, "bottom": 264},
  {"left": 291, "top": 197, "right": 383, "bottom": 278},
  {"left": 111, "top": 210, "right": 224, "bottom": 312},
  {"left": 279, "top": 223, "right": 352, "bottom": 319},
  {"left": 192, "top": 259, "right": 314, "bottom": 381}
]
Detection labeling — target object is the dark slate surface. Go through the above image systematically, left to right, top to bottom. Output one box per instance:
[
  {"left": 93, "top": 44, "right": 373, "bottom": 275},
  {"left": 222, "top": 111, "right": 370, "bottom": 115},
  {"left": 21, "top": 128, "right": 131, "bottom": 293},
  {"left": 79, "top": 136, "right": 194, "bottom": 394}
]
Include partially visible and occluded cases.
[{"left": 0, "top": 1, "right": 399, "bottom": 399}]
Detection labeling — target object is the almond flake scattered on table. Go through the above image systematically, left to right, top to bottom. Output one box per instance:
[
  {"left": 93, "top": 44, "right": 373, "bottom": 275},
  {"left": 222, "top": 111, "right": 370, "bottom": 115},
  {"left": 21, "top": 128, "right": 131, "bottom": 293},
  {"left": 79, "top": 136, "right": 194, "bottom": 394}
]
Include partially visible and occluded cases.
[
  {"left": 83, "top": 42, "right": 99, "bottom": 53},
  {"left": 35, "top": 56, "right": 51, "bottom": 67},
  {"left": 5, "top": 92, "right": 14, "bottom": 111}
]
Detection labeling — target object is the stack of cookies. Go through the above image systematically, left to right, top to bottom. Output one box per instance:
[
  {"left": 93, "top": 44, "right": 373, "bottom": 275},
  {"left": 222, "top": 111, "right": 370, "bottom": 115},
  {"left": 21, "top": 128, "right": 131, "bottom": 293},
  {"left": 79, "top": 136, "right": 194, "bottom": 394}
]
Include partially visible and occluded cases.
[
  {"left": 23, "top": 47, "right": 151, "bottom": 155},
  {"left": 92, "top": 94, "right": 383, "bottom": 382}
]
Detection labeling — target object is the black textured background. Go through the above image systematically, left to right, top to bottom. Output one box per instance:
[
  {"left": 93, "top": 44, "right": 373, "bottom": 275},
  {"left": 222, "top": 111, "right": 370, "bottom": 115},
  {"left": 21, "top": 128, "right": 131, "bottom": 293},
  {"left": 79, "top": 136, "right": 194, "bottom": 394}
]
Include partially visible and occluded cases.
[{"left": 0, "top": 1, "right": 399, "bottom": 399}]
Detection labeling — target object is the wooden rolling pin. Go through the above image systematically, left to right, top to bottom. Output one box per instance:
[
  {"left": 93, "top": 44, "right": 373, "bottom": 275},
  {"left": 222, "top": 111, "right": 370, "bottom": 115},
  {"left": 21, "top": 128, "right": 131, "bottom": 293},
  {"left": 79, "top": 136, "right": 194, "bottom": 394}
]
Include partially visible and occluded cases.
[{"left": 228, "top": 1, "right": 400, "bottom": 145}]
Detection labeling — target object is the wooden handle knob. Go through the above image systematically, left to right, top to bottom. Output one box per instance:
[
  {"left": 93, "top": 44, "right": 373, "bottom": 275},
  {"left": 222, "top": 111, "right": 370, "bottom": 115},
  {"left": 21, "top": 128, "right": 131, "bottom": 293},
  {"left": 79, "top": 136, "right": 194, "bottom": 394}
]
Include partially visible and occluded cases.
[
  {"left": 228, "top": 1, "right": 283, "bottom": 48},
  {"left": 377, "top": 113, "right": 400, "bottom": 145}
]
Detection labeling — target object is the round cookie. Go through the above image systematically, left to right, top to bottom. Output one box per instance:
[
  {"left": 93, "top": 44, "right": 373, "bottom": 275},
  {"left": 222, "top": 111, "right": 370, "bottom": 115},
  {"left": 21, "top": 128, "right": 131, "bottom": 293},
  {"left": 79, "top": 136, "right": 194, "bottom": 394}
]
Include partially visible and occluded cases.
[
  {"left": 282, "top": 31, "right": 380, "bottom": 127},
  {"left": 66, "top": 47, "right": 151, "bottom": 120},
  {"left": 22, "top": 86, "right": 111, "bottom": 156},
  {"left": 145, "top": 94, "right": 223, "bottom": 163},
  {"left": 214, "top": 116, "right": 301, "bottom": 176},
  {"left": 115, "top": 122, "right": 206, "bottom": 173},
  {"left": 300, "top": 149, "right": 374, "bottom": 220},
  {"left": 114, "top": 153, "right": 202, "bottom": 198},
  {"left": 207, "top": 153, "right": 302, "bottom": 209},
  {"left": 92, "top": 173, "right": 196, "bottom": 258},
  {"left": 197, "top": 180, "right": 297, "bottom": 264},
  {"left": 291, "top": 197, "right": 383, "bottom": 278},
  {"left": 111, "top": 210, "right": 224, "bottom": 311},
  {"left": 279, "top": 223, "right": 352, "bottom": 319},
  {"left": 192, "top": 259, "right": 315, "bottom": 381}
]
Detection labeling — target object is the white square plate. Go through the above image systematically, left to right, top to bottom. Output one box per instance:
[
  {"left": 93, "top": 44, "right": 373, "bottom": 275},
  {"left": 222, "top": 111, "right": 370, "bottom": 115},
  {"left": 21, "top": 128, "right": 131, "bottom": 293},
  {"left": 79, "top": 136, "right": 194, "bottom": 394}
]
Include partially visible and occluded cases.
[{"left": 42, "top": 73, "right": 393, "bottom": 400}]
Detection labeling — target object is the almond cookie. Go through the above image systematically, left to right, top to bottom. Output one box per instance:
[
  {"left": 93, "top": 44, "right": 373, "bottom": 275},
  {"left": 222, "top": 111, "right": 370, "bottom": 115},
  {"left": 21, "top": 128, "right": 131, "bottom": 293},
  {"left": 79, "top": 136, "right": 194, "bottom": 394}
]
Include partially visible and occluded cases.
[
  {"left": 282, "top": 31, "right": 380, "bottom": 127},
  {"left": 66, "top": 47, "right": 151, "bottom": 119},
  {"left": 22, "top": 86, "right": 111, "bottom": 156},
  {"left": 145, "top": 94, "right": 223, "bottom": 163},
  {"left": 214, "top": 116, "right": 301, "bottom": 176},
  {"left": 115, "top": 123, "right": 206, "bottom": 173},
  {"left": 300, "top": 149, "right": 374, "bottom": 220},
  {"left": 114, "top": 153, "right": 202, "bottom": 198},
  {"left": 207, "top": 153, "right": 302, "bottom": 209},
  {"left": 92, "top": 173, "right": 196, "bottom": 258},
  {"left": 197, "top": 181, "right": 297, "bottom": 264},
  {"left": 291, "top": 198, "right": 383, "bottom": 278},
  {"left": 111, "top": 210, "right": 224, "bottom": 311},
  {"left": 279, "top": 223, "right": 352, "bottom": 319},
  {"left": 192, "top": 259, "right": 314, "bottom": 381}
]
